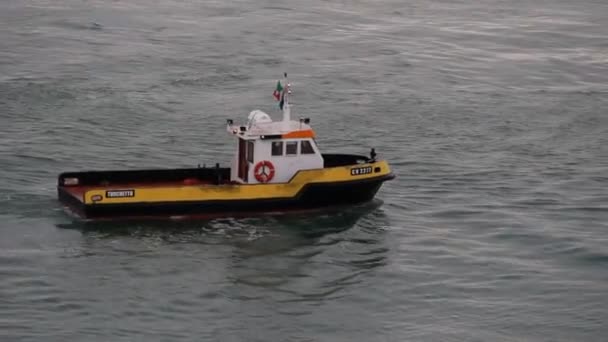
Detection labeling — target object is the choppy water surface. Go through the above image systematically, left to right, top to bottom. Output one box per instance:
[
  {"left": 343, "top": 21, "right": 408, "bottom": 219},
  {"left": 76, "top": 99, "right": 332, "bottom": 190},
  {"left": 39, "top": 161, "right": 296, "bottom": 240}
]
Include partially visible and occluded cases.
[{"left": 1, "top": 0, "right": 607, "bottom": 341}]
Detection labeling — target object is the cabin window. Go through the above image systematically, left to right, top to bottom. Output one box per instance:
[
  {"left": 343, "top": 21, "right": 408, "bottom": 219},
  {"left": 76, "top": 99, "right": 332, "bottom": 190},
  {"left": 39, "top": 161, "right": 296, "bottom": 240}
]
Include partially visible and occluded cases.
[
  {"left": 246, "top": 140, "right": 254, "bottom": 163},
  {"left": 301, "top": 140, "right": 315, "bottom": 154},
  {"left": 271, "top": 141, "right": 283, "bottom": 156},
  {"left": 286, "top": 141, "right": 298, "bottom": 155}
]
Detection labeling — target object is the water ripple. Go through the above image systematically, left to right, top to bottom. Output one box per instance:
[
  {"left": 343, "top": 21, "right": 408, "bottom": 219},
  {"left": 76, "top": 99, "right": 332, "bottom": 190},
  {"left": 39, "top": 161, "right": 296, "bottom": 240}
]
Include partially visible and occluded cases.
[{"left": 2, "top": 0, "right": 608, "bottom": 341}]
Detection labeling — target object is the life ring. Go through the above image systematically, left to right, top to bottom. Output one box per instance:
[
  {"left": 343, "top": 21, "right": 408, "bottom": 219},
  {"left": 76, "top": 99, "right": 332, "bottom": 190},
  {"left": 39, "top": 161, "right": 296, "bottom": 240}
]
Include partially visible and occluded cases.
[{"left": 254, "top": 160, "right": 275, "bottom": 183}]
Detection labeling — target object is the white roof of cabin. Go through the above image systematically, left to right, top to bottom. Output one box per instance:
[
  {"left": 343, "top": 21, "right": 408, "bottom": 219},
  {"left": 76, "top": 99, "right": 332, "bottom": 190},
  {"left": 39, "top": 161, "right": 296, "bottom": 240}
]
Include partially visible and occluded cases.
[
  {"left": 242, "top": 110, "right": 313, "bottom": 137},
  {"left": 247, "top": 120, "right": 312, "bottom": 136}
]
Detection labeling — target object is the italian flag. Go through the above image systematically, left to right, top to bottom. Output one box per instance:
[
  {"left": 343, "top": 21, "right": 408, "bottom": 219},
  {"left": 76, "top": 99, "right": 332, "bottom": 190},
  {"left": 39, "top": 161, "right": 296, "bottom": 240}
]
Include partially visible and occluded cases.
[{"left": 272, "top": 81, "right": 283, "bottom": 101}]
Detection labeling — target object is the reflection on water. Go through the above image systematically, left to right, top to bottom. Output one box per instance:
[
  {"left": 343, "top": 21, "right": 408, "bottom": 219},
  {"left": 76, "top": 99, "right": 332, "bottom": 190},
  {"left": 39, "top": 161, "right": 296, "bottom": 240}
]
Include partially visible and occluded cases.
[
  {"left": 54, "top": 199, "right": 387, "bottom": 240},
  {"left": 51, "top": 200, "right": 391, "bottom": 308},
  {"left": 225, "top": 208, "right": 391, "bottom": 311}
]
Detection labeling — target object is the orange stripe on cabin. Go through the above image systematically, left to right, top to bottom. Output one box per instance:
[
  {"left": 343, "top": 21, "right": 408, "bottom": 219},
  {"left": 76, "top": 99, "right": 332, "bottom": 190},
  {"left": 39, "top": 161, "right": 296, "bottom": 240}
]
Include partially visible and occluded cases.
[{"left": 282, "top": 129, "right": 316, "bottom": 139}]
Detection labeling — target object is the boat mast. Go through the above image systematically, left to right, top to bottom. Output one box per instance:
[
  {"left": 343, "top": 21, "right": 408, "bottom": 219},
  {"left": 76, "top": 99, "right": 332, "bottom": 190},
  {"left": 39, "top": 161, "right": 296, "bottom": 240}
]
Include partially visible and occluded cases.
[{"left": 282, "top": 72, "right": 290, "bottom": 122}]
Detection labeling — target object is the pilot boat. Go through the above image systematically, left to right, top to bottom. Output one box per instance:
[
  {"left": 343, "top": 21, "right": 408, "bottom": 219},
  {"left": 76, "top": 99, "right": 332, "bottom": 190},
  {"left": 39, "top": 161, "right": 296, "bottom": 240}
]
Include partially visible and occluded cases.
[{"left": 57, "top": 75, "right": 395, "bottom": 220}]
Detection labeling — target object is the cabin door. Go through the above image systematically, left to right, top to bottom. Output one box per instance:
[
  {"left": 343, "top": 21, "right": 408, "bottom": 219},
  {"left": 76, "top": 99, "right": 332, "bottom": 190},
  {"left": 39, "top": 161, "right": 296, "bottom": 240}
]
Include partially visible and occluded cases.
[{"left": 238, "top": 138, "right": 248, "bottom": 182}]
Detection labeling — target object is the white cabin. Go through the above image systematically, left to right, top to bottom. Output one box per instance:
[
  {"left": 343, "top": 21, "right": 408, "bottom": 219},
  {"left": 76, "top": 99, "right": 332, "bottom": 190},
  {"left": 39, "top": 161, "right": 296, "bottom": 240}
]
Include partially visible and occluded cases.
[{"left": 225, "top": 80, "right": 324, "bottom": 184}]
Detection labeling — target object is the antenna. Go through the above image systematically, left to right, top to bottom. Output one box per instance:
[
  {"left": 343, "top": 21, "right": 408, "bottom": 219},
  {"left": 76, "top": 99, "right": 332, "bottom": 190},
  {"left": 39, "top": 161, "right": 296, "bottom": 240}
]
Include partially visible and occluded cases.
[{"left": 282, "top": 72, "right": 291, "bottom": 122}]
